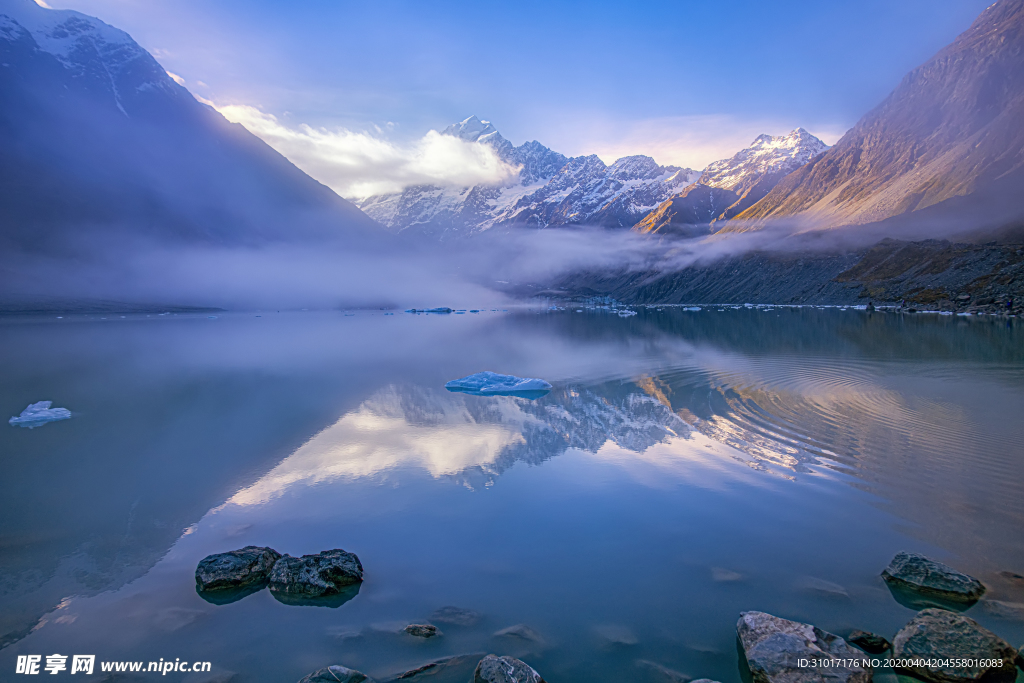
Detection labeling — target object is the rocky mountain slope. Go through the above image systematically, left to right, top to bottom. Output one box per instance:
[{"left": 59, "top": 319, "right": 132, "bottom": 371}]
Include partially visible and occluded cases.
[
  {"left": 0, "top": 0, "right": 378, "bottom": 254},
  {"left": 730, "top": 0, "right": 1024, "bottom": 234},
  {"left": 355, "top": 116, "right": 699, "bottom": 240},
  {"left": 635, "top": 128, "right": 829, "bottom": 234},
  {"left": 551, "top": 239, "right": 1024, "bottom": 312}
]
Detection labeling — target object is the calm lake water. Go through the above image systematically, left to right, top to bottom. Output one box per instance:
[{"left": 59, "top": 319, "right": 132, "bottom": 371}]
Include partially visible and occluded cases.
[{"left": 2, "top": 307, "right": 1023, "bottom": 682}]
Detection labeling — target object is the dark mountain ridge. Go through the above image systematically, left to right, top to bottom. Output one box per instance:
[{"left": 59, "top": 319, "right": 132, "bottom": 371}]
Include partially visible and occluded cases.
[
  {"left": 0, "top": 0, "right": 379, "bottom": 256},
  {"left": 731, "top": 0, "right": 1024, "bottom": 235}
]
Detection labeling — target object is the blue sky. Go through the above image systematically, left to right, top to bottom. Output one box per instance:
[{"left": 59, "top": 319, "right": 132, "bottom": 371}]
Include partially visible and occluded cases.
[{"left": 45, "top": 0, "right": 994, "bottom": 187}]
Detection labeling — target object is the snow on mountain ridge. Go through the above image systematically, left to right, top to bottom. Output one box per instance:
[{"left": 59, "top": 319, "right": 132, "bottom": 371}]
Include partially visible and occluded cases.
[
  {"left": 0, "top": 0, "right": 178, "bottom": 115},
  {"left": 1, "top": 0, "right": 135, "bottom": 61},
  {"left": 441, "top": 115, "right": 499, "bottom": 143},
  {"left": 357, "top": 121, "right": 701, "bottom": 238},
  {"left": 699, "top": 127, "right": 829, "bottom": 192},
  {"left": 632, "top": 128, "right": 829, "bottom": 234}
]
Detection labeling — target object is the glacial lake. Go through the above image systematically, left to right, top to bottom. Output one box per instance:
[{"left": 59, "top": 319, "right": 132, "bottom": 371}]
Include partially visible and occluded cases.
[{"left": 1, "top": 307, "right": 1023, "bottom": 682}]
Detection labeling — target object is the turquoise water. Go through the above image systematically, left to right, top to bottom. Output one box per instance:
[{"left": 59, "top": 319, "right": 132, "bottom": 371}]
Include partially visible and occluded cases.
[{"left": 1, "top": 307, "right": 1023, "bottom": 682}]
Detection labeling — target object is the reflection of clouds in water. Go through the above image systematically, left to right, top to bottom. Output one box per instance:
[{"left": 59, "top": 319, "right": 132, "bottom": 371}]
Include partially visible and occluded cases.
[
  {"left": 228, "top": 383, "right": 691, "bottom": 505},
  {"left": 230, "top": 390, "right": 528, "bottom": 506}
]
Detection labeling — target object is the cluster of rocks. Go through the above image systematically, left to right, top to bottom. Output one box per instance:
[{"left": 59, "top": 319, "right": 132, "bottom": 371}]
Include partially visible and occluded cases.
[
  {"left": 195, "top": 546, "right": 363, "bottom": 604},
  {"left": 197, "top": 547, "right": 1024, "bottom": 683},
  {"left": 736, "top": 552, "right": 1023, "bottom": 683}
]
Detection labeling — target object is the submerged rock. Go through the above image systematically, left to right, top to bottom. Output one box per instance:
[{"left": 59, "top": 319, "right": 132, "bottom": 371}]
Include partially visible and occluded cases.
[
  {"left": 445, "top": 371, "right": 552, "bottom": 397},
  {"left": 8, "top": 400, "right": 71, "bottom": 428},
  {"left": 195, "top": 546, "right": 281, "bottom": 592},
  {"left": 269, "top": 549, "right": 363, "bottom": 598},
  {"left": 881, "top": 552, "right": 985, "bottom": 606},
  {"left": 711, "top": 567, "right": 743, "bottom": 582},
  {"left": 996, "top": 570, "right": 1024, "bottom": 586},
  {"left": 799, "top": 577, "right": 850, "bottom": 599},
  {"left": 979, "top": 600, "right": 1024, "bottom": 621},
  {"left": 431, "top": 606, "right": 482, "bottom": 626},
  {"left": 892, "top": 609, "right": 1017, "bottom": 683},
  {"left": 736, "top": 611, "right": 871, "bottom": 683},
  {"left": 403, "top": 624, "right": 441, "bottom": 638},
  {"left": 493, "top": 624, "right": 544, "bottom": 644},
  {"left": 594, "top": 624, "right": 638, "bottom": 645},
  {"left": 848, "top": 630, "right": 891, "bottom": 654},
  {"left": 394, "top": 654, "right": 485, "bottom": 681},
  {"left": 473, "top": 655, "right": 545, "bottom": 683},
  {"left": 634, "top": 659, "right": 690, "bottom": 683},
  {"left": 297, "top": 665, "right": 374, "bottom": 683}
]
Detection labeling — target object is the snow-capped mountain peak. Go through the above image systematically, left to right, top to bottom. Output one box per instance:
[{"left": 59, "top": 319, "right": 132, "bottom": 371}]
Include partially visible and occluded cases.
[
  {"left": 0, "top": 0, "right": 181, "bottom": 116},
  {"left": 1, "top": 0, "right": 135, "bottom": 62},
  {"left": 441, "top": 115, "right": 500, "bottom": 143},
  {"left": 633, "top": 127, "right": 829, "bottom": 233},
  {"left": 699, "top": 128, "right": 829, "bottom": 192},
  {"left": 608, "top": 155, "right": 669, "bottom": 181}
]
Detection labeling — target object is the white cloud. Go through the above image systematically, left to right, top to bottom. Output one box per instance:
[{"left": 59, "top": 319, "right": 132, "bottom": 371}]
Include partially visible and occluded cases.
[
  {"left": 32, "top": 0, "right": 52, "bottom": 7},
  {"left": 165, "top": 71, "right": 185, "bottom": 86},
  {"left": 214, "top": 104, "right": 520, "bottom": 198}
]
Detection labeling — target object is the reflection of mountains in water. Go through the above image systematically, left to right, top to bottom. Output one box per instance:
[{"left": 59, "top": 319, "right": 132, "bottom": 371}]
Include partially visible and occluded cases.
[{"left": 376, "top": 382, "right": 691, "bottom": 485}]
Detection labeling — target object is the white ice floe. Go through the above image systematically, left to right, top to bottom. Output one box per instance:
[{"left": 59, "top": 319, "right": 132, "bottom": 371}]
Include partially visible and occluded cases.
[
  {"left": 445, "top": 371, "right": 552, "bottom": 397},
  {"left": 9, "top": 401, "right": 72, "bottom": 428}
]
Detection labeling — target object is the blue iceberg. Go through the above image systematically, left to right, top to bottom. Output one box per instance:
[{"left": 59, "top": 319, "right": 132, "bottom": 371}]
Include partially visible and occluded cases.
[
  {"left": 445, "top": 371, "right": 552, "bottom": 399},
  {"left": 9, "top": 401, "right": 72, "bottom": 428}
]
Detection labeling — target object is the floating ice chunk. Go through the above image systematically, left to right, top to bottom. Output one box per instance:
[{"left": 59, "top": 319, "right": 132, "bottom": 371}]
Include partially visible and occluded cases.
[
  {"left": 445, "top": 371, "right": 552, "bottom": 398},
  {"left": 9, "top": 401, "right": 72, "bottom": 428}
]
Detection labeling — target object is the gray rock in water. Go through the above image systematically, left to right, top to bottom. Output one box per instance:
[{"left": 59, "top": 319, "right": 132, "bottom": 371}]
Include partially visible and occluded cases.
[
  {"left": 195, "top": 546, "right": 281, "bottom": 591},
  {"left": 269, "top": 549, "right": 363, "bottom": 597},
  {"left": 881, "top": 552, "right": 985, "bottom": 605},
  {"left": 431, "top": 606, "right": 482, "bottom": 626},
  {"left": 892, "top": 609, "right": 1018, "bottom": 683},
  {"left": 736, "top": 611, "right": 872, "bottom": 683},
  {"left": 404, "top": 624, "right": 441, "bottom": 638},
  {"left": 493, "top": 624, "right": 544, "bottom": 644},
  {"left": 848, "top": 630, "right": 891, "bottom": 654},
  {"left": 473, "top": 655, "right": 545, "bottom": 683},
  {"left": 298, "top": 664, "right": 374, "bottom": 683}
]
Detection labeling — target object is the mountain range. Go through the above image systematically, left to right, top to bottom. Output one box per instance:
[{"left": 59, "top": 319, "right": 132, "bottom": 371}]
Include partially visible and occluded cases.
[
  {"left": 364, "top": 0, "right": 1024, "bottom": 245},
  {"left": 355, "top": 115, "right": 703, "bottom": 240},
  {"left": 356, "top": 117, "right": 832, "bottom": 240}
]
